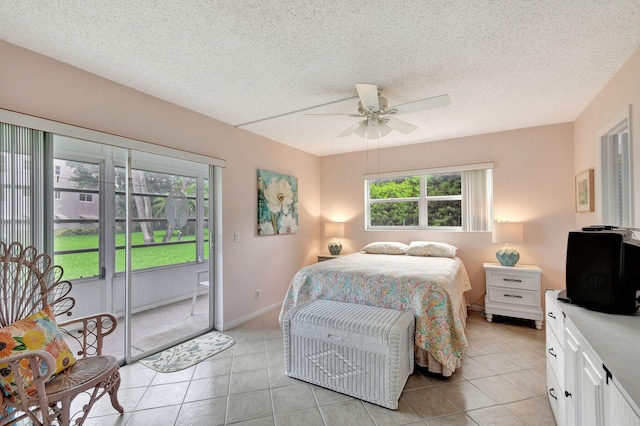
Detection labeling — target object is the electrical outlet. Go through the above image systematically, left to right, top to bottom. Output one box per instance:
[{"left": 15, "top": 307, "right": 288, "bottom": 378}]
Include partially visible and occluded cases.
[
  {"left": 234, "top": 232, "right": 240, "bottom": 242},
  {"left": 255, "top": 289, "right": 260, "bottom": 299}
]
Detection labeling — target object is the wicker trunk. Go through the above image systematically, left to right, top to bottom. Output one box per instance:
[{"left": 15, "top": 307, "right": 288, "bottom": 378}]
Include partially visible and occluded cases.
[{"left": 283, "top": 299, "right": 414, "bottom": 409}]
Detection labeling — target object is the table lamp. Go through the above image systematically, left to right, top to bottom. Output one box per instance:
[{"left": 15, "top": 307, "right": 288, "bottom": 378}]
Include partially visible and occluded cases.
[
  {"left": 324, "top": 222, "right": 344, "bottom": 255},
  {"left": 492, "top": 222, "right": 523, "bottom": 266}
]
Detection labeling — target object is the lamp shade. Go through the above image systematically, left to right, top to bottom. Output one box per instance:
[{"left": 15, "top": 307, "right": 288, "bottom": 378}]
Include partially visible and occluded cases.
[
  {"left": 324, "top": 222, "right": 344, "bottom": 238},
  {"left": 492, "top": 222, "right": 523, "bottom": 244},
  {"left": 492, "top": 222, "right": 523, "bottom": 266}
]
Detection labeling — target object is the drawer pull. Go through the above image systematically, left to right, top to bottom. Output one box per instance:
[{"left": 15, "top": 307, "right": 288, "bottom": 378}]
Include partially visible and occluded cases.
[
  {"left": 503, "top": 278, "right": 523, "bottom": 283},
  {"left": 503, "top": 293, "right": 523, "bottom": 299},
  {"left": 548, "top": 312, "right": 556, "bottom": 319},
  {"left": 548, "top": 348, "right": 556, "bottom": 358},
  {"left": 548, "top": 388, "right": 558, "bottom": 400},
  {"left": 565, "top": 390, "right": 572, "bottom": 398}
]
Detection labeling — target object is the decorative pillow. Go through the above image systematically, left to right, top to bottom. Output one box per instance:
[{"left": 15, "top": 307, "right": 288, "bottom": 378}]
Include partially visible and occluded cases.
[
  {"left": 361, "top": 241, "right": 408, "bottom": 255},
  {"left": 406, "top": 241, "right": 458, "bottom": 257},
  {"left": 0, "top": 306, "right": 76, "bottom": 398}
]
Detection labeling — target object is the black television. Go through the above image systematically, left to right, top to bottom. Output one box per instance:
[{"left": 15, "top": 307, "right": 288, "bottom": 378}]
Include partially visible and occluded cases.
[{"left": 565, "top": 227, "right": 640, "bottom": 314}]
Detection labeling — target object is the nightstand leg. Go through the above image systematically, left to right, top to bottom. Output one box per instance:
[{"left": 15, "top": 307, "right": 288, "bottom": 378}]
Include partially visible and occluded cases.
[
  {"left": 486, "top": 313, "right": 493, "bottom": 323},
  {"left": 535, "top": 320, "right": 542, "bottom": 330}
]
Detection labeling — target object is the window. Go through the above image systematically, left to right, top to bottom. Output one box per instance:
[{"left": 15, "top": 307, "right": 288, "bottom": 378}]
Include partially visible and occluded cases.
[
  {"left": 600, "top": 107, "right": 633, "bottom": 227},
  {"left": 53, "top": 159, "right": 101, "bottom": 279},
  {"left": 365, "top": 163, "right": 493, "bottom": 231},
  {"left": 113, "top": 164, "right": 210, "bottom": 273},
  {"left": 79, "top": 193, "right": 93, "bottom": 202}
]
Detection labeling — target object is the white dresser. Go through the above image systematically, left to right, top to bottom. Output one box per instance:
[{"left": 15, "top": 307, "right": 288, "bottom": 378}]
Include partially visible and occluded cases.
[
  {"left": 483, "top": 262, "right": 543, "bottom": 329},
  {"left": 545, "top": 289, "right": 640, "bottom": 425}
]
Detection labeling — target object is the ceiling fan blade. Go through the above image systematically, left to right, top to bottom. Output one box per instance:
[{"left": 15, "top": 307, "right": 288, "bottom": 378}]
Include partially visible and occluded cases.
[
  {"left": 355, "top": 83, "right": 380, "bottom": 111},
  {"left": 390, "top": 94, "right": 451, "bottom": 115},
  {"left": 305, "top": 113, "right": 362, "bottom": 117},
  {"left": 386, "top": 117, "right": 418, "bottom": 134},
  {"left": 338, "top": 120, "right": 366, "bottom": 137}
]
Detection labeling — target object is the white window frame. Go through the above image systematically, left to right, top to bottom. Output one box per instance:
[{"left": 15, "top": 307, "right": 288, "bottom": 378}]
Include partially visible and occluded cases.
[
  {"left": 597, "top": 105, "right": 634, "bottom": 227},
  {"left": 364, "top": 162, "right": 493, "bottom": 231},
  {"left": 79, "top": 193, "right": 94, "bottom": 203}
]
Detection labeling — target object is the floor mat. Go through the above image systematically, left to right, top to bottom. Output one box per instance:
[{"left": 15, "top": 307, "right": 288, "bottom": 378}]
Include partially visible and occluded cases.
[{"left": 139, "top": 330, "right": 235, "bottom": 373}]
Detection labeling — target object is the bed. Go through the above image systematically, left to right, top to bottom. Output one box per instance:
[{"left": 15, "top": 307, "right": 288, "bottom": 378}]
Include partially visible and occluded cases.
[{"left": 279, "top": 247, "right": 472, "bottom": 376}]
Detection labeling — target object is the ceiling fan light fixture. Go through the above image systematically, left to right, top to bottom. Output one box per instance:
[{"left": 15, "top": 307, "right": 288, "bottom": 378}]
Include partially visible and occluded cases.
[
  {"left": 307, "top": 83, "right": 450, "bottom": 139},
  {"left": 354, "top": 121, "right": 368, "bottom": 138},
  {"left": 379, "top": 122, "right": 393, "bottom": 137}
]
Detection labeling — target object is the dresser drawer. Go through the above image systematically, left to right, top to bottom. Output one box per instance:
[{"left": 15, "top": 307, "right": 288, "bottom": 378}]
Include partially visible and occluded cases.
[
  {"left": 486, "top": 270, "right": 539, "bottom": 291},
  {"left": 488, "top": 287, "right": 538, "bottom": 307},
  {"left": 545, "top": 290, "right": 565, "bottom": 345},
  {"left": 546, "top": 325, "right": 564, "bottom": 384},
  {"left": 546, "top": 360, "right": 565, "bottom": 426}
]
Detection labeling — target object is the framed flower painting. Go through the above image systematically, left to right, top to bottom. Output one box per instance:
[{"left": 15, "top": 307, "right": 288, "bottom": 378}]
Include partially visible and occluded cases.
[{"left": 257, "top": 169, "right": 298, "bottom": 235}]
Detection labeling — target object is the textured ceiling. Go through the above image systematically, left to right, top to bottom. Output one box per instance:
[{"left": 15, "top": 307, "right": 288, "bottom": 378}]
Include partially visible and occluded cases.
[{"left": 1, "top": 1, "right": 640, "bottom": 156}]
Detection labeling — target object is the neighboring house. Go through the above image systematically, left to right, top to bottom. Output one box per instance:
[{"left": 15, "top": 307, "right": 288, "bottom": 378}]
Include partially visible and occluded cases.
[{"left": 53, "top": 159, "right": 99, "bottom": 229}]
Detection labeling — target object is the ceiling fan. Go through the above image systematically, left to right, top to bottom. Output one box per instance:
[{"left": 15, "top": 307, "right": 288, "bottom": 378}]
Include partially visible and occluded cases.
[{"left": 308, "top": 83, "right": 451, "bottom": 139}]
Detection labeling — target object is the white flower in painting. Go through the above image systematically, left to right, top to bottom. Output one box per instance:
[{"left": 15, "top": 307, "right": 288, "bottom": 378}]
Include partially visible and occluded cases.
[
  {"left": 264, "top": 177, "right": 293, "bottom": 214},
  {"left": 278, "top": 214, "right": 298, "bottom": 234},
  {"left": 258, "top": 221, "right": 275, "bottom": 235}
]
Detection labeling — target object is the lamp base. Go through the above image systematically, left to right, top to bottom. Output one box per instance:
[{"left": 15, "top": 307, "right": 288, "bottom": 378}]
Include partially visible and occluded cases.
[
  {"left": 328, "top": 240, "right": 342, "bottom": 255},
  {"left": 496, "top": 244, "right": 520, "bottom": 266}
]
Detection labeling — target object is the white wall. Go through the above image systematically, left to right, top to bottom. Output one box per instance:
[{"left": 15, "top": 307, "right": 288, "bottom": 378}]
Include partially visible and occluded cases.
[
  {"left": 0, "top": 40, "right": 321, "bottom": 328},
  {"left": 574, "top": 48, "right": 640, "bottom": 229},
  {"left": 320, "top": 123, "right": 576, "bottom": 306}
]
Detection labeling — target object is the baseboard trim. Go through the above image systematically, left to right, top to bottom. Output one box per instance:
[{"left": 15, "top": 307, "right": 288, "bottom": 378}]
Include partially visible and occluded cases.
[{"left": 218, "top": 300, "right": 283, "bottom": 331}]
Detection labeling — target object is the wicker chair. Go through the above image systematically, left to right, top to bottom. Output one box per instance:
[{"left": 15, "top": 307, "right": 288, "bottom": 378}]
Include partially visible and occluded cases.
[{"left": 0, "top": 242, "right": 123, "bottom": 425}]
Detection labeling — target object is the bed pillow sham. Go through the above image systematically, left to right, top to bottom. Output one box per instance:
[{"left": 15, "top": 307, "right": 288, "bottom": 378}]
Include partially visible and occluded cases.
[
  {"left": 361, "top": 241, "right": 408, "bottom": 255},
  {"left": 406, "top": 241, "right": 457, "bottom": 257}
]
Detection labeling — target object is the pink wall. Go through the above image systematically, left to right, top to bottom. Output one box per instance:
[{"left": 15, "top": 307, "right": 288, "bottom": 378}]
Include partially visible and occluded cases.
[
  {"left": 4, "top": 34, "right": 636, "bottom": 324},
  {"left": 0, "top": 40, "right": 322, "bottom": 327},
  {"left": 574, "top": 48, "right": 640, "bottom": 229},
  {"left": 320, "top": 123, "right": 575, "bottom": 305}
]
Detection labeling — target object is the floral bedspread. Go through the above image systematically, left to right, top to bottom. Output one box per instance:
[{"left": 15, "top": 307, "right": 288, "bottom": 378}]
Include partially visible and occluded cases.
[{"left": 279, "top": 253, "right": 472, "bottom": 371}]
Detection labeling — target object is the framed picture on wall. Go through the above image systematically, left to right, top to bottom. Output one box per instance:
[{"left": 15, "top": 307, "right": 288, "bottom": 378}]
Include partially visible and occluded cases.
[
  {"left": 257, "top": 169, "right": 299, "bottom": 235},
  {"left": 575, "top": 169, "right": 594, "bottom": 212}
]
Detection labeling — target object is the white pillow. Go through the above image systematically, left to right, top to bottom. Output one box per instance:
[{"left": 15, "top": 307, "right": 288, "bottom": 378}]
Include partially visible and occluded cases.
[
  {"left": 406, "top": 241, "right": 457, "bottom": 257},
  {"left": 361, "top": 242, "right": 408, "bottom": 255}
]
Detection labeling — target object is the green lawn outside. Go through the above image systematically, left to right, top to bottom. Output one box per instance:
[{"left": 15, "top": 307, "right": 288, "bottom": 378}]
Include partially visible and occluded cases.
[{"left": 54, "top": 230, "right": 209, "bottom": 280}]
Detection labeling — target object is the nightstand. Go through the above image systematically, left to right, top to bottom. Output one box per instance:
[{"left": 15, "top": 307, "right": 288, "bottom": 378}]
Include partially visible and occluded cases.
[
  {"left": 317, "top": 255, "right": 339, "bottom": 262},
  {"left": 483, "top": 262, "right": 543, "bottom": 329}
]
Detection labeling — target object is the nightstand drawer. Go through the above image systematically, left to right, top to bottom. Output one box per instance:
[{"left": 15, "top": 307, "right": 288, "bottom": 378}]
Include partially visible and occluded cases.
[
  {"left": 486, "top": 270, "right": 539, "bottom": 291},
  {"left": 488, "top": 287, "right": 538, "bottom": 307}
]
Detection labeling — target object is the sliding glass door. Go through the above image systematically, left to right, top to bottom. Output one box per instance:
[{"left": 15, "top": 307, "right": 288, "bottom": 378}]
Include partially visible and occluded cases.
[
  {"left": 3, "top": 115, "right": 221, "bottom": 364},
  {"left": 50, "top": 134, "right": 215, "bottom": 363},
  {"left": 121, "top": 149, "right": 213, "bottom": 361}
]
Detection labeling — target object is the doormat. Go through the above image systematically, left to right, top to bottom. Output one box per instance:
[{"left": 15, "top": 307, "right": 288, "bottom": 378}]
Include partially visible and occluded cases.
[{"left": 139, "top": 331, "right": 235, "bottom": 373}]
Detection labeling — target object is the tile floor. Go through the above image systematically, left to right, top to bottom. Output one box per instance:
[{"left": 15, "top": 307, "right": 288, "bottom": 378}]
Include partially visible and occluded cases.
[{"left": 82, "top": 308, "right": 555, "bottom": 426}]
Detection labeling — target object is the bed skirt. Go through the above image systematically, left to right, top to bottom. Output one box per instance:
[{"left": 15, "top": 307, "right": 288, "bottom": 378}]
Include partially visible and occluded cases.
[{"left": 414, "top": 298, "right": 468, "bottom": 377}]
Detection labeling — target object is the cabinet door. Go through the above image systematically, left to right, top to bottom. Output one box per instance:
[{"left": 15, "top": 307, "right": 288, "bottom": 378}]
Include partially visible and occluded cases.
[
  {"left": 564, "top": 327, "right": 580, "bottom": 426},
  {"left": 580, "top": 349, "right": 604, "bottom": 426},
  {"left": 607, "top": 379, "right": 640, "bottom": 425}
]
